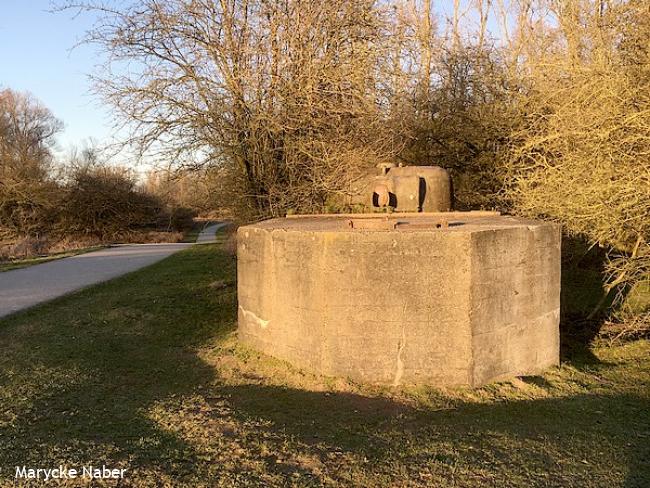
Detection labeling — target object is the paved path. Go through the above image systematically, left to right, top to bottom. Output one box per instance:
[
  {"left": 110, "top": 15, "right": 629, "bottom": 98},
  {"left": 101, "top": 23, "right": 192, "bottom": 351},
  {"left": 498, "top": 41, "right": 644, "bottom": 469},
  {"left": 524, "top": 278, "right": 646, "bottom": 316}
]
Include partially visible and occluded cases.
[
  {"left": 0, "top": 222, "right": 227, "bottom": 319},
  {"left": 196, "top": 222, "right": 227, "bottom": 244}
]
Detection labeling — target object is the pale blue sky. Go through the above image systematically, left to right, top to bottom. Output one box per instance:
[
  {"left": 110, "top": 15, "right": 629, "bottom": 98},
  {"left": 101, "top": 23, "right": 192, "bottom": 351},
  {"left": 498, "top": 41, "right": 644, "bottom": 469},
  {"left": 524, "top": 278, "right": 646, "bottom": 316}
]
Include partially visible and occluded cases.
[{"left": 0, "top": 1, "right": 111, "bottom": 156}]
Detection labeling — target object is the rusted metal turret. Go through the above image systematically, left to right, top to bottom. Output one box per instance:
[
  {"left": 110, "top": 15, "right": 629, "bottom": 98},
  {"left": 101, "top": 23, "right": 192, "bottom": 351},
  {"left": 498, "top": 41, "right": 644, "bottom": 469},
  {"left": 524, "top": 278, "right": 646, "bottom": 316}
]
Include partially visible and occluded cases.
[{"left": 370, "top": 163, "right": 452, "bottom": 213}]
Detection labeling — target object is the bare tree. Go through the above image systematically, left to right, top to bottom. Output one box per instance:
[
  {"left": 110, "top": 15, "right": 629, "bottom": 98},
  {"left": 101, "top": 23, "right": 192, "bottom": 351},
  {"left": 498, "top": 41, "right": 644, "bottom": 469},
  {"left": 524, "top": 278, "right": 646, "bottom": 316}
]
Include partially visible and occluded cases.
[
  {"left": 62, "top": 0, "right": 399, "bottom": 218},
  {"left": 505, "top": 0, "right": 650, "bottom": 328},
  {"left": 0, "top": 89, "right": 63, "bottom": 237},
  {"left": 0, "top": 89, "right": 62, "bottom": 180}
]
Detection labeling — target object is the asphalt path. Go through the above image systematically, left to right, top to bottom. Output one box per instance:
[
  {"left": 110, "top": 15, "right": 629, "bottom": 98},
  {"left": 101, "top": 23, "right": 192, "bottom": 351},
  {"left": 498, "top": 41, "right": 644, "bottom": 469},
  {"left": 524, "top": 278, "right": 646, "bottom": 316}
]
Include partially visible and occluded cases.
[{"left": 0, "top": 222, "right": 227, "bottom": 319}]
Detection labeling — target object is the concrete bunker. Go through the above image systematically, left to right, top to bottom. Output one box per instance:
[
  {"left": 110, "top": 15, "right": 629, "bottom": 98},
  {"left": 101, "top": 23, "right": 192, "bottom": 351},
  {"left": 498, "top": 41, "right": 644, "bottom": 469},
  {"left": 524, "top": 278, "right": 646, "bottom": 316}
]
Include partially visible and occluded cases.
[{"left": 237, "top": 167, "right": 561, "bottom": 387}]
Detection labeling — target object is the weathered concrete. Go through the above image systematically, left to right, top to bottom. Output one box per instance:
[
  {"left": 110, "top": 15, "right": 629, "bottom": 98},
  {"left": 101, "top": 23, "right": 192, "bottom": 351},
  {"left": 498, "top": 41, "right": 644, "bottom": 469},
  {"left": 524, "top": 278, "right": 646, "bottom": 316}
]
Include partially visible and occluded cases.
[{"left": 237, "top": 214, "right": 561, "bottom": 387}]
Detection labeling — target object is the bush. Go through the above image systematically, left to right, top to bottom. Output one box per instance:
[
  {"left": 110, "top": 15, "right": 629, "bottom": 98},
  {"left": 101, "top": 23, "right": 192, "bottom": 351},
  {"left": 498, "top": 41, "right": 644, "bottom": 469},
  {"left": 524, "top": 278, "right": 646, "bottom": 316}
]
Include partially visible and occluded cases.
[
  {"left": 504, "top": 1, "right": 650, "bottom": 332},
  {"left": 59, "top": 166, "right": 164, "bottom": 240},
  {"left": 0, "top": 180, "right": 62, "bottom": 239},
  {"left": 164, "top": 207, "right": 196, "bottom": 232}
]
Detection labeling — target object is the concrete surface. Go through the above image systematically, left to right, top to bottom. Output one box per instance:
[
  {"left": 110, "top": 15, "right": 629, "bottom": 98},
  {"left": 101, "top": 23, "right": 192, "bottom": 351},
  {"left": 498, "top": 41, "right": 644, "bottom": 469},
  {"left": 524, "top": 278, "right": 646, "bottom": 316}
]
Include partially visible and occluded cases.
[
  {"left": 237, "top": 214, "right": 561, "bottom": 387},
  {"left": 0, "top": 222, "right": 226, "bottom": 319}
]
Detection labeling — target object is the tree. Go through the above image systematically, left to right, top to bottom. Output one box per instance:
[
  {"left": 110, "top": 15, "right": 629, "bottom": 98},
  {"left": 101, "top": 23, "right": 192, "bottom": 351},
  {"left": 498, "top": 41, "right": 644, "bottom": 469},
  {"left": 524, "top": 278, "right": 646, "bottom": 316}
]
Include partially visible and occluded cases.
[
  {"left": 64, "top": 0, "right": 398, "bottom": 218},
  {"left": 504, "top": 0, "right": 650, "bottom": 327},
  {"left": 0, "top": 88, "right": 62, "bottom": 180},
  {"left": 0, "top": 89, "right": 63, "bottom": 237}
]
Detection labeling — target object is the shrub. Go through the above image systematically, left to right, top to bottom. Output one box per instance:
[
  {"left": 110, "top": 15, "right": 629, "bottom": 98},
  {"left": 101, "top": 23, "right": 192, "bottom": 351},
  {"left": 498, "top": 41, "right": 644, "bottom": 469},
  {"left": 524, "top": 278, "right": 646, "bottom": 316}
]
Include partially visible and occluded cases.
[
  {"left": 504, "top": 1, "right": 650, "bottom": 332},
  {"left": 59, "top": 166, "right": 164, "bottom": 240}
]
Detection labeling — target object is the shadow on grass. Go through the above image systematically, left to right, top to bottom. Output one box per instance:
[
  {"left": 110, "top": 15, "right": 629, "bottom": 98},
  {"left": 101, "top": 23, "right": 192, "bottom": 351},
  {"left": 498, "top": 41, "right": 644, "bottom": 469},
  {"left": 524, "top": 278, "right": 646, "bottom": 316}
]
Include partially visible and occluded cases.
[{"left": 218, "top": 384, "right": 650, "bottom": 486}]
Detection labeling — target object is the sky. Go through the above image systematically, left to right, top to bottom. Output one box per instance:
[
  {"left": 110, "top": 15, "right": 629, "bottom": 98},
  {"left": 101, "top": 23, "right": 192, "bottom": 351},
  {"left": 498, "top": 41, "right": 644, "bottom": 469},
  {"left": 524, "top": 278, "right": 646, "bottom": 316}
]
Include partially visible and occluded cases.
[{"left": 0, "top": 1, "right": 112, "bottom": 157}]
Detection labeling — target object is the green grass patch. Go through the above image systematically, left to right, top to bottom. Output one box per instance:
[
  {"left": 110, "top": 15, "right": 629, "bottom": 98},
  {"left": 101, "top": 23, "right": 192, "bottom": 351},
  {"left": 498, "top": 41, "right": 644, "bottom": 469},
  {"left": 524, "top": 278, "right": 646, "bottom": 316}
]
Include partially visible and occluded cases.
[
  {"left": 0, "top": 236, "right": 649, "bottom": 487},
  {"left": 0, "top": 246, "right": 106, "bottom": 272}
]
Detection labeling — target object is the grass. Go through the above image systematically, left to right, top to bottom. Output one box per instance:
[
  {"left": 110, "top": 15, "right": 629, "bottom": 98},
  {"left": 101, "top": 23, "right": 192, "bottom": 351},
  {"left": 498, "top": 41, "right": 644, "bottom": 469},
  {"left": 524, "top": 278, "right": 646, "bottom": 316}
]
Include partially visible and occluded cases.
[
  {"left": 0, "top": 234, "right": 648, "bottom": 487},
  {"left": 0, "top": 246, "right": 106, "bottom": 272}
]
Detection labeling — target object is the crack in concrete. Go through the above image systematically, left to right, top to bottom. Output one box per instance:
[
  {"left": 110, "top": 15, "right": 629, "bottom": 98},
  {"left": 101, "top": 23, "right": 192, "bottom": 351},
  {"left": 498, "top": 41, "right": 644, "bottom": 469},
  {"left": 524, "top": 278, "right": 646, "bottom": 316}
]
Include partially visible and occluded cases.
[{"left": 393, "top": 306, "right": 408, "bottom": 386}]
